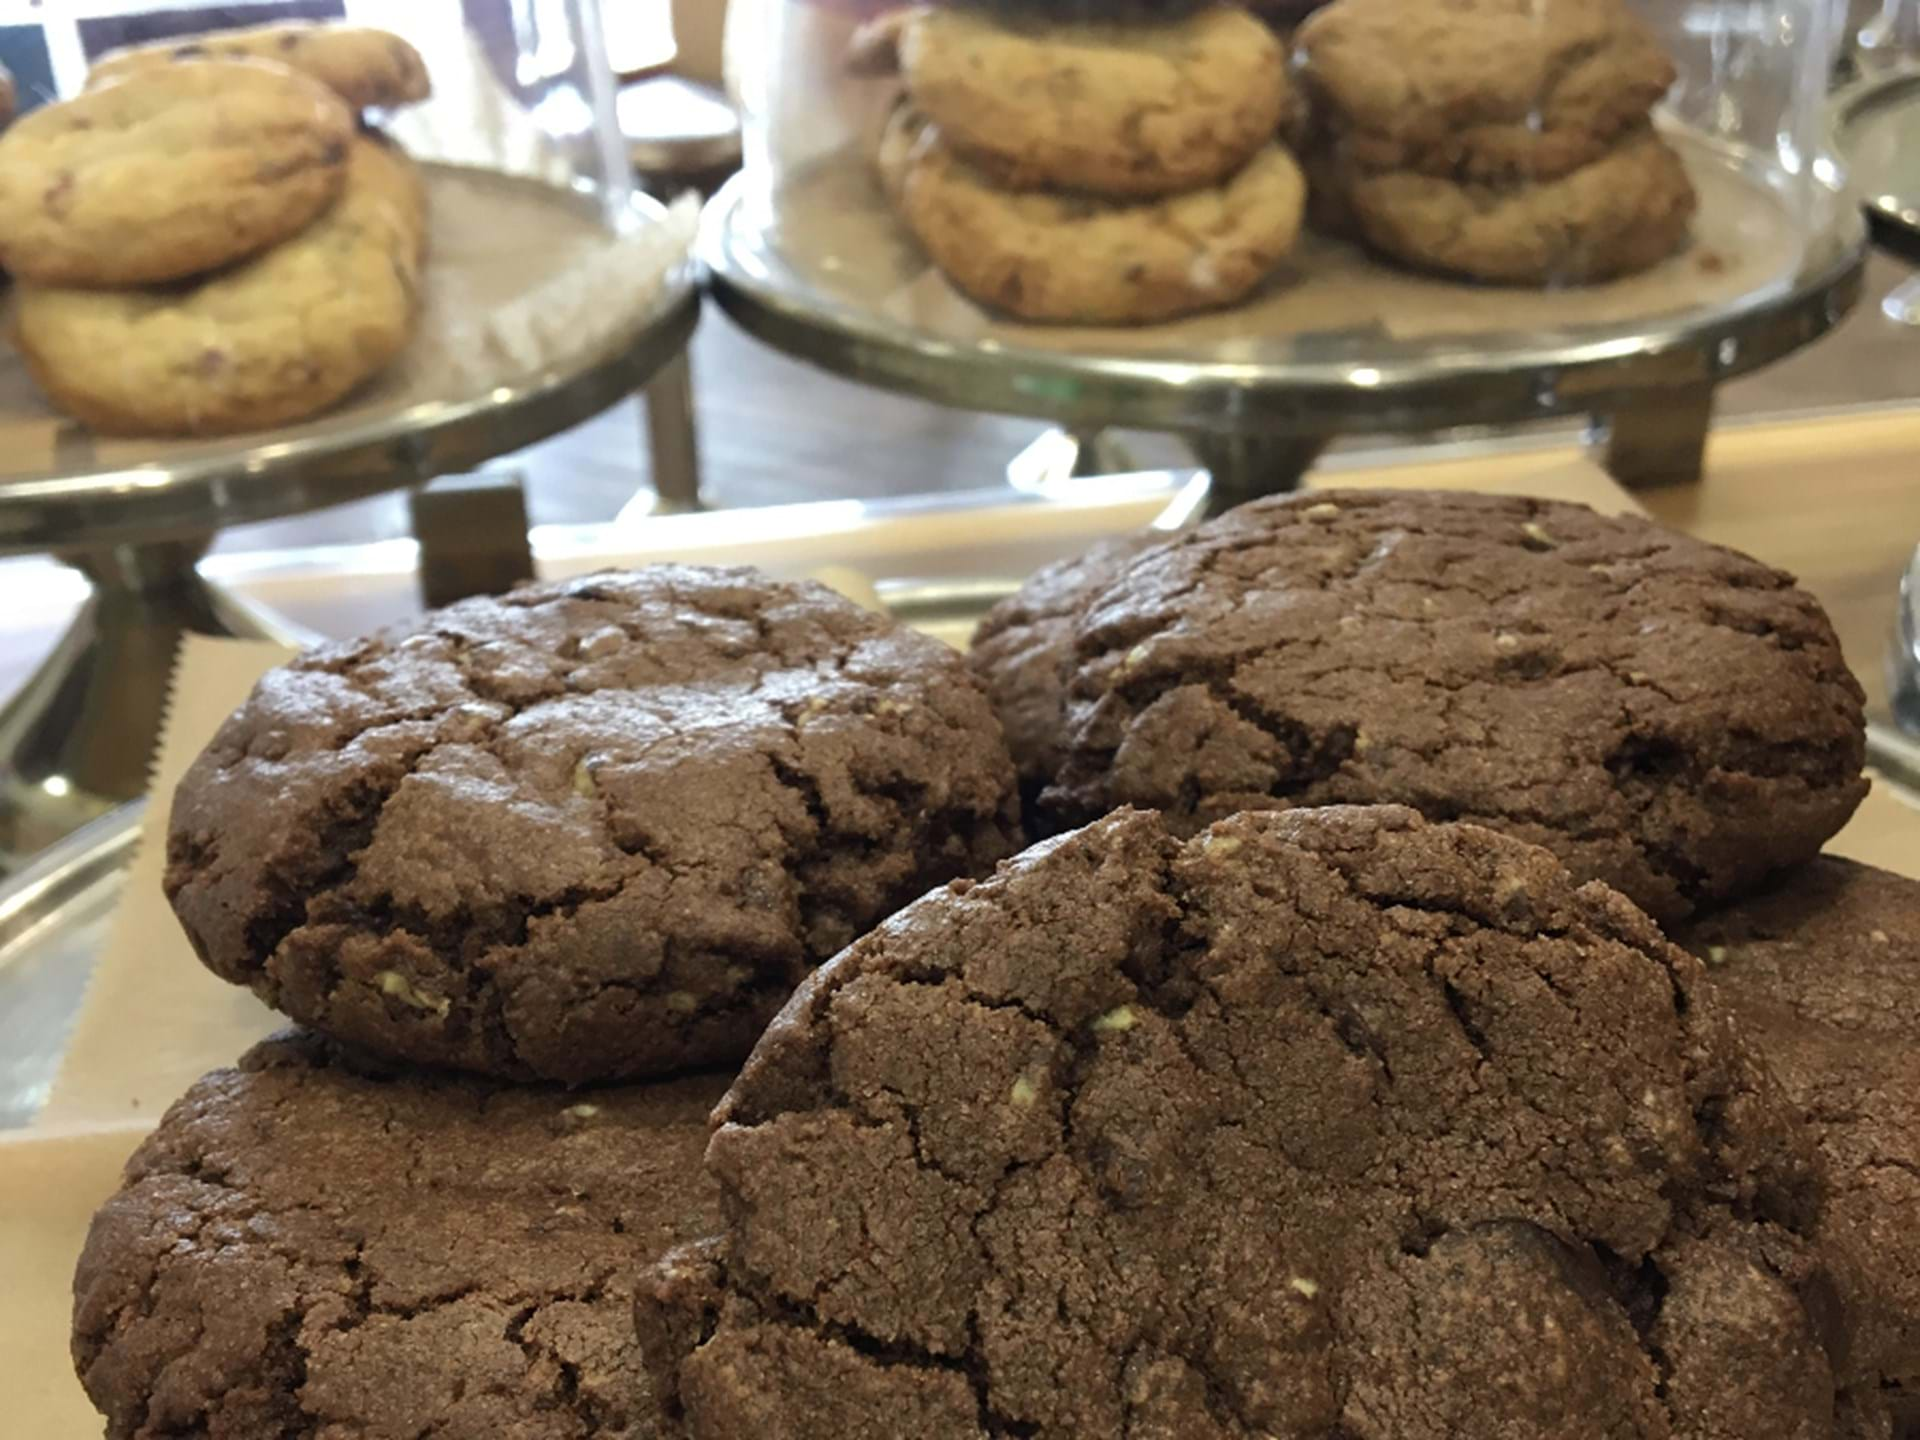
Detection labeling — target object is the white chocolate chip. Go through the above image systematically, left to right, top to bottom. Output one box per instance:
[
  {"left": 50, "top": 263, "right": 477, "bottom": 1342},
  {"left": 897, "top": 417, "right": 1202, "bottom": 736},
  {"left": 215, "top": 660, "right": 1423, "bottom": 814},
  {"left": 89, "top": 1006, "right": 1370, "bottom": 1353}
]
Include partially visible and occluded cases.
[
  {"left": 1303, "top": 503, "right": 1341, "bottom": 521},
  {"left": 1520, "top": 521, "right": 1556, "bottom": 549},
  {"left": 1495, "top": 633, "right": 1520, "bottom": 652},
  {"left": 1627, "top": 671, "right": 1651, "bottom": 685},
  {"left": 1353, "top": 731, "right": 1372, "bottom": 755},
  {"left": 572, "top": 758, "right": 598, "bottom": 798},
  {"left": 1202, "top": 834, "right": 1242, "bottom": 858},
  {"left": 1872, "top": 930, "right": 1891, "bottom": 945},
  {"left": 1705, "top": 945, "right": 1729, "bottom": 966},
  {"left": 376, "top": 971, "right": 451, "bottom": 1018},
  {"left": 666, "top": 991, "right": 699, "bottom": 1015},
  {"left": 1092, "top": 1005, "right": 1137, "bottom": 1034},
  {"left": 1010, "top": 1077, "right": 1039, "bottom": 1108},
  {"left": 567, "top": 1103, "right": 601, "bottom": 1119},
  {"left": 1289, "top": 1276, "right": 1320, "bottom": 1299}
]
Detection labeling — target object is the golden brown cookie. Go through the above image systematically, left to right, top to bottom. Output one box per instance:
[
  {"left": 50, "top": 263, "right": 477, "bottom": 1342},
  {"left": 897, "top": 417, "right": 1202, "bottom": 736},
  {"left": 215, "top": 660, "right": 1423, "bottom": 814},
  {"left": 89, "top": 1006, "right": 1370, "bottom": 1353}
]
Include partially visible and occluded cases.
[
  {"left": 1297, "top": 0, "right": 1677, "bottom": 182},
  {"left": 895, "top": 5, "right": 1289, "bottom": 198},
  {"left": 91, "top": 22, "right": 431, "bottom": 111},
  {"left": 0, "top": 60, "right": 351, "bottom": 288},
  {"left": 894, "top": 112, "right": 1305, "bottom": 323},
  {"left": 1335, "top": 127, "right": 1697, "bottom": 285},
  {"left": 13, "top": 135, "right": 427, "bottom": 436}
]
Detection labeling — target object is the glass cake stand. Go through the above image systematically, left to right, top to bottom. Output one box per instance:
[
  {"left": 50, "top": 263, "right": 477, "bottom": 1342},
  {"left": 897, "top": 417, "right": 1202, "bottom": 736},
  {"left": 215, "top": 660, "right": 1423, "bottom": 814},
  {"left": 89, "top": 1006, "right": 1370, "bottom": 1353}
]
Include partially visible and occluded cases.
[
  {"left": 704, "top": 129, "right": 1867, "bottom": 506},
  {"left": 0, "top": 171, "right": 700, "bottom": 868}
]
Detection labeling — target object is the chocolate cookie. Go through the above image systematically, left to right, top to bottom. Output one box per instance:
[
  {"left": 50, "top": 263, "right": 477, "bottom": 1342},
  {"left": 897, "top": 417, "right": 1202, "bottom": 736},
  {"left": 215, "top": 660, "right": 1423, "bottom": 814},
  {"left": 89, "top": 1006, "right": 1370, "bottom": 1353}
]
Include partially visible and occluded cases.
[
  {"left": 1297, "top": 0, "right": 1677, "bottom": 183},
  {"left": 0, "top": 59, "right": 352, "bottom": 287},
  {"left": 976, "top": 490, "right": 1865, "bottom": 924},
  {"left": 968, "top": 532, "right": 1160, "bottom": 801},
  {"left": 165, "top": 567, "right": 1023, "bottom": 1083},
  {"left": 637, "top": 806, "right": 1854, "bottom": 1438},
  {"left": 1678, "top": 858, "right": 1920, "bottom": 1432},
  {"left": 73, "top": 1030, "right": 726, "bottom": 1440}
]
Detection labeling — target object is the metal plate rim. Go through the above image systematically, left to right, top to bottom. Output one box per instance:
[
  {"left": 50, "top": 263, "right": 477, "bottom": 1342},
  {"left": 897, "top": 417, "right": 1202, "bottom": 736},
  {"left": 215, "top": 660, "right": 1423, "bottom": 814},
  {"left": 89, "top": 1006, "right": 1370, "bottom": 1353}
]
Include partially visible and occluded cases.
[
  {"left": 1830, "top": 64, "right": 1920, "bottom": 241},
  {"left": 702, "top": 158, "right": 1867, "bottom": 437},
  {"left": 0, "top": 172, "right": 702, "bottom": 553},
  {"left": 0, "top": 800, "right": 142, "bottom": 969}
]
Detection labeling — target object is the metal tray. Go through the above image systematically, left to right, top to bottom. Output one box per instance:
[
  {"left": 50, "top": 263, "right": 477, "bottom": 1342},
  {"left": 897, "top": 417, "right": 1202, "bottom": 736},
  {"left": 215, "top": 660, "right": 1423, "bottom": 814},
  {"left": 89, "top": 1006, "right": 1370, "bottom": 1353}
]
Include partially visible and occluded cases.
[
  {"left": 1832, "top": 67, "right": 1920, "bottom": 246},
  {"left": 705, "top": 130, "right": 1865, "bottom": 440},
  {"left": 0, "top": 169, "right": 700, "bottom": 553}
]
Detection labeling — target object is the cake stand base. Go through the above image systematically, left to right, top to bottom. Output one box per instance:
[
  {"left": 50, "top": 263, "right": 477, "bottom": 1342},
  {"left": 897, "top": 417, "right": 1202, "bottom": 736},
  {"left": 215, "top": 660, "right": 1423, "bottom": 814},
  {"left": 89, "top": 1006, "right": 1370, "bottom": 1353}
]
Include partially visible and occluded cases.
[{"left": 0, "top": 540, "right": 304, "bottom": 871}]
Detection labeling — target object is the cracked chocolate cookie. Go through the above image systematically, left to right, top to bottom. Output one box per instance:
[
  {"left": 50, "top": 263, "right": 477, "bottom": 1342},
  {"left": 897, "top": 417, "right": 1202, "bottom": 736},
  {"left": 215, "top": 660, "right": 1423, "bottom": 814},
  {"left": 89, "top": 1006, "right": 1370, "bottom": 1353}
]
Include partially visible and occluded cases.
[
  {"left": 1296, "top": 0, "right": 1677, "bottom": 183},
  {"left": 888, "top": 5, "right": 1289, "bottom": 199},
  {"left": 91, "top": 23, "right": 432, "bottom": 112},
  {"left": 0, "top": 59, "right": 351, "bottom": 287},
  {"left": 13, "top": 132, "right": 423, "bottom": 435},
  {"left": 977, "top": 490, "right": 1866, "bottom": 924},
  {"left": 968, "top": 532, "right": 1161, "bottom": 804},
  {"left": 166, "top": 566, "right": 1024, "bottom": 1084},
  {"left": 637, "top": 805, "right": 1859, "bottom": 1439},
  {"left": 1678, "top": 858, "right": 1920, "bottom": 1434},
  {"left": 72, "top": 1030, "right": 725, "bottom": 1440}
]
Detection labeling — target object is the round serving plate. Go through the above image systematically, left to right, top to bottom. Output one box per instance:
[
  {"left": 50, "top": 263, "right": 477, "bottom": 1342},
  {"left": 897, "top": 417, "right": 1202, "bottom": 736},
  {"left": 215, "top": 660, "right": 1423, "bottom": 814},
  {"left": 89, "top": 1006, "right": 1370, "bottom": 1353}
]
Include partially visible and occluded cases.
[
  {"left": 1831, "top": 65, "right": 1920, "bottom": 248},
  {"left": 704, "top": 130, "right": 1867, "bottom": 440},
  {"left": 0, "top": 168, "right": 700, "bottom": 553}
]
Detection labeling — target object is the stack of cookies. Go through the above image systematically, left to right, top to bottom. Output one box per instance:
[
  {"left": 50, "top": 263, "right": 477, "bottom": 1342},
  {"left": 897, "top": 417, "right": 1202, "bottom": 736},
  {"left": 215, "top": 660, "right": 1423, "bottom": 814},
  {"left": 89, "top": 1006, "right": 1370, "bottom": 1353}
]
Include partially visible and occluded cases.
[
  {"left": 1296, "top": 0, "right": 1698, "bottom": 285},
  {"left": 855, "top": 2, "right": 1308, "bottom": 324},
  {"left": 0, "top": 23, "right": 433, "bottom": 437},
  {"left": 68, "top": 501, "right": 1920, "bottom": 1436},
  {"left": 72, "top": 566, "right": 1027, "bottom": 1439}
]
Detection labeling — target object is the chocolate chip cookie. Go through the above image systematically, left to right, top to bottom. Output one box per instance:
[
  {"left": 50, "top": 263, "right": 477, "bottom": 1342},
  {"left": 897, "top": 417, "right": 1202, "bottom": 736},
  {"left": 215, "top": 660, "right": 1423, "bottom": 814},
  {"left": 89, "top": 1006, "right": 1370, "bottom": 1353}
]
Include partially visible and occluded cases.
[
  {"left": 1297, "top": 0, "right": 1677, "bottom": 183},
  {"left": 892, "top": 5, "right": 1289, "bottom": 198},
  {"left": 91, "top": 23, "right": 432, "bottom": 111},
  {"left": 0, "top": 59, "right": 351, "bottom": 287},
  {"left": 892, "top": 110, "right": 1306, "bottom": 323},
  {"left": 1337, "top": 126, "right": 1698, "bottom": 285},
  {"left": 13, "top": 132, "right": 424, "bottom": 435},
  {"left": 974, "top": 491, "right": 1867, "bottom": 924},
  {"left": 166, "top": 566, "right": 1023, "bottom": 1084},
  {"left": 638, "top": 805, "right": 1855, "bottom": 1438},
  {"left": 1678, "top": 858, "right": 1920, "bottom": 1433},
  {"left": 73, "top": 1030, "right": 725, "bottom": 1440}
]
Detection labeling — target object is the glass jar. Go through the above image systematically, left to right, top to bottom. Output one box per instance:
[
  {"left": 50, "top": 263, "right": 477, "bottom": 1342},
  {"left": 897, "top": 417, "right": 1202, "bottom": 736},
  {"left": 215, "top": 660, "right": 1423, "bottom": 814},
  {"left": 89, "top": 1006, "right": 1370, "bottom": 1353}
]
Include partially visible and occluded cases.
[
  {"left": 1, "top": 0, "right": 631, "bottom": 221},
  {"left": 721, "top": 0, "right": 1851, "bottom": 324}
]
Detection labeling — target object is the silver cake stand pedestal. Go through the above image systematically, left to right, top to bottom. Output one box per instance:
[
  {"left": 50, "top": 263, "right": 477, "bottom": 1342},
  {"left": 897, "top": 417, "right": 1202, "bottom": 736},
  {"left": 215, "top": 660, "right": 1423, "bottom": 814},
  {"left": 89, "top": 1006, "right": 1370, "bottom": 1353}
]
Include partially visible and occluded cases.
[
  {"left": 704, "top": 131, "right": 1866, "bottom": 509},
  {"left": 0, "top": 170, "right": 701, "bottom": 867}
]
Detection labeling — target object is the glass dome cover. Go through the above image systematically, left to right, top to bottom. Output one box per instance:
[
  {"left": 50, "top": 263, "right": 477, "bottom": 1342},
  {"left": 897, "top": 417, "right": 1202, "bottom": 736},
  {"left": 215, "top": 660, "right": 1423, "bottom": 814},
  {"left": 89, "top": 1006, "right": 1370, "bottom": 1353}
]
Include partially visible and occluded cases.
[{"left": 710, "top": 0, "right": 1863, "bottom": 437}]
